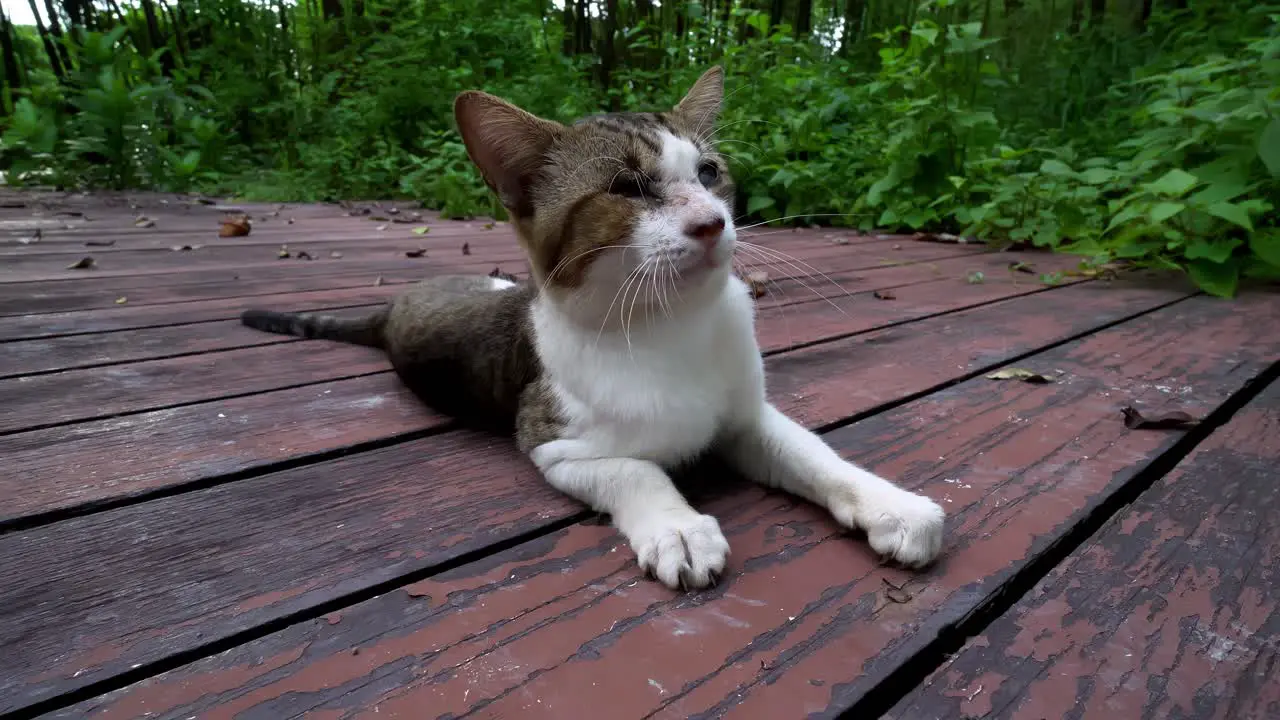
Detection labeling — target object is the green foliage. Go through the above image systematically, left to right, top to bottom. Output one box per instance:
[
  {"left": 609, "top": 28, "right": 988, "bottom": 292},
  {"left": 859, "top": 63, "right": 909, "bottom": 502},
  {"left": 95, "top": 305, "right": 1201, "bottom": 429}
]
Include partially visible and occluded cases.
[{"left": 2, "top": 0, "right": 1278, "bottom": 296}]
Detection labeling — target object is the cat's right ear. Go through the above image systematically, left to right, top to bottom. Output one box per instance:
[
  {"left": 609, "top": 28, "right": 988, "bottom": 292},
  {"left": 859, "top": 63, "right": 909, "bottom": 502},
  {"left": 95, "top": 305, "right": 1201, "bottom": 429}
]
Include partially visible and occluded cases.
[{"left": 454, "top": 92, "right": 563, "bottom": 217}]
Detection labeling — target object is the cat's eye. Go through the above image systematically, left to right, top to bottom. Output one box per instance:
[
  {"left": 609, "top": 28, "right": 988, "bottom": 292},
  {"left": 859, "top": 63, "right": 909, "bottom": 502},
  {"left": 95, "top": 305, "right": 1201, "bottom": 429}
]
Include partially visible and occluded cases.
[
  {"left": 697, "top": 162, "right": 720, "bottom": 186},
  {"left": 610, "top": 175, "right": 647, "bottom": 199}
]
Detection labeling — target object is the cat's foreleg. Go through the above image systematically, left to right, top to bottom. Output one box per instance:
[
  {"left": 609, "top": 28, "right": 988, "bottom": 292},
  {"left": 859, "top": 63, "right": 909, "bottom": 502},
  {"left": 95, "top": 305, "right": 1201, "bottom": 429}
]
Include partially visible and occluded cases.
[
  {"left": 720, "top": 402, "right": 944, "bottom": 566},
  {"left": 528, "top": 439, "right": 730, "bottom": 590}
]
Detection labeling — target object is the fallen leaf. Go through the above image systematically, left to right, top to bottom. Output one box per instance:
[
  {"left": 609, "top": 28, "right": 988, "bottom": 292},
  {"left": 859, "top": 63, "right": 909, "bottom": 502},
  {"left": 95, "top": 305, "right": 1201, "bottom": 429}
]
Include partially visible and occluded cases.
[
  {"left": 387, "top": 207, "right": 400, "bottom": 215},
  {"left": 368, "top": 215, "right": 389, "bottom": 222},
  {"left": 220, "top": 216, "right": 252, "bottom": 237},
  {"left": 135, "top": 217, "right": 155, "bottom": 228},
  {"left": 287, "top": 217, "right": 296, "bottom": 225},
  {"left": 483, "top": 222, "right": 496, "bottom": 230},
  {"left": 376, "top": 224, "right": 388, "bottom": 231},
  {"left": 412, "top": 226, "right": 430, "bottom": 235},
  {"left": 917, "top": 232, "right": 970, "bottom": 244},
  {"left": 831, "top": 236, "right": 851, "bottom": 245},
  {"left": 84, "top": 239, "right": 115, "bottom": 247},
  {"left": 462, "top": 242, "right": 471, "bottom": 255},
  {"left": 892, "top": 243, "right": 902, "bottom": 250},
  {"left": 170, "top": 244, "right": 200, "bottom": 252},
  {"left": 405, "top": 248, "right": 427, "bottom": 258},
  {"left": 277, "top": 249, "right": 291, "bottom": 259},
  {"left": 296, "top": 250, "right": 314, "bottom": 260},
  {"left": 329, "top": 251, "right": 343, "bottom": 259},
  {"left": 67, "top": 256, "right": 95, "bottom": 270},
  {"left": 1008, "top": 261, "right": 1036, "bottom": 274},
  {"left": 489, "top": 267, "right": 518, "bottom": 283},
  {"left": 745, "top": 270, "right": 769, "bottom": 298},
  {"left": 967, "top": 270, "right": 985, "bottom": 284},
  {"left": 374, "top": 276, "right": 385, "bottom": 286},
  {"left": 873, "top": 289, "right": 897, "bottom": 300},
  {"left": 115, "top": 296, "right": 128, "bottom": 304},
  {"left": 986, "top": 367, "right": 1052, "bottom": 384},
  {"left": 1121, "top": 407, "right": 1200, "bottom": 430},
  {"left": 326, "top": 613, "right": 343, "bottom": 625}
]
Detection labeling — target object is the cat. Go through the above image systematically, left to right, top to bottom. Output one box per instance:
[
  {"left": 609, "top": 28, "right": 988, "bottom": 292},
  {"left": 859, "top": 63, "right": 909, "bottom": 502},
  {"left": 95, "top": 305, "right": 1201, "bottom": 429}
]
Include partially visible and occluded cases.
[{"left": 241, "top": 67, "right": 945, "bottom": 590}]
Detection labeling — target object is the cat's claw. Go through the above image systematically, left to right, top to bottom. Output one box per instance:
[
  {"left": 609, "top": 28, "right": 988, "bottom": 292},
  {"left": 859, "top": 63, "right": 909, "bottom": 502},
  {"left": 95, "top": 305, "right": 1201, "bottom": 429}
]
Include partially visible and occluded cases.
[{"left": 631, "top": 511, "right": 730, "bottom": 590}]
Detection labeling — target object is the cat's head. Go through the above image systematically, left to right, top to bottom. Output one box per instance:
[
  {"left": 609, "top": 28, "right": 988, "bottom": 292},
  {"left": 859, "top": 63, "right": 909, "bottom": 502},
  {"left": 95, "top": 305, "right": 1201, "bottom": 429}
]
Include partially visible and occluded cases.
[{"left": 455, "top": 68, "right": 735, "bottom": 316}]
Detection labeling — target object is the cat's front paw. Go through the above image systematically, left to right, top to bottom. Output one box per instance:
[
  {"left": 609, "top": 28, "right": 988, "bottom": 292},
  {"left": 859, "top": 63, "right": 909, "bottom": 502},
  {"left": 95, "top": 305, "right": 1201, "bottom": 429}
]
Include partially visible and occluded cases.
[
  {"left": 831, "top": 486, "right": 945, "bottom": 567},
  {"left": 628, "top": 510, "right": 730, "bottom": 591}
]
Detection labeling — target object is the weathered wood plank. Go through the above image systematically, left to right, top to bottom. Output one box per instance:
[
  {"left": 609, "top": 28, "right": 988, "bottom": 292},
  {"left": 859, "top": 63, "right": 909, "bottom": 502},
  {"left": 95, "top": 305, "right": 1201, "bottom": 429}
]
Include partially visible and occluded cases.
[
  {"left": 1, "top": 240, "right": 979, "bottom": 284},
  {"left": 0, "top": 242, "right": 1015, "bottom": 340},
  {"left": 2, "top": 252, "right": 1081, "bottom": 376},
  {"left": 0, "top": 277, "right": 1177, "bottom": 526},
  {"left": 0, "top": 282, "right": 1191, "bottom": 715},
  {"left": 51, "top": 293, "right": 1280, "bottom": 720},
  {"left": 887, "top": 382, "right": 1280, "bottom": 720}
]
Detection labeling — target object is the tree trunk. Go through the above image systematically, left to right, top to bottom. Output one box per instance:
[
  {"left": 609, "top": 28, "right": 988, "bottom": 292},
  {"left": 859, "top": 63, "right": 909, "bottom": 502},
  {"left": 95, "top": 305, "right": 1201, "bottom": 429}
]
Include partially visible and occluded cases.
[
  {"left": 25, "top": 0, "right": 66, "bottom": 82},
  {"left": 41, "top": 0, "right": 74, "bottom": 74},
  {"left": 139, "top": 0, "right": 175, "bottom": 76},
  {"left": 159, "top": 0, "right": 188, "bottom": 67},
  {"left": 276, "top": 0, "right": 293, "bottom": 80},
  {"left": 562, "top": 0, "right": 575, "bottom": 55},
  {"left": 574, "top": 0, "right": 591, "bottom": 55},
  {"left": 600, "top": 0, "right": 618, "bottom": 109},
  {"left": 769, "top": 0, "right": 783, "bottom": 31},
  {"left": 794, "top": 0, "right": 813, "bottom": 37},
  {"left": 840, "top": 0, "right": 865, "bottom": 55},
  {"left": 1069, "top": 0, "right": 1084, "bottom": 33},
  {"left": 1090, "top": 0, "right": 1106, "bottom": 25},
  {"left": 1137, "top": 0, "right": 1154, "bottom": 30},
  {"left": 1, "top": 5, "right": 25, "bottom": 94}
]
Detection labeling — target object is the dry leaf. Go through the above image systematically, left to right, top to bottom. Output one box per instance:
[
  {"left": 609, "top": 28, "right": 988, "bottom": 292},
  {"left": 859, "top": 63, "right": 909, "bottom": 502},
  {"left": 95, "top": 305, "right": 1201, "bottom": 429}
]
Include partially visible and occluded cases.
[
  {"left": 387, "top": 207, "right": 400, "bottom": 215},
  {"left": 368, "top": 215, "right": 389, "bottom": 222},
  {"left": 220, "top": 216, "right": 252, "bottom": 237},
  {"left": 135, "top": 217, "right": 155, "bottom": 228},
  {"left": 287, "top": 217, "right": 295, "bottom": 225},
  {"left": 483, "top": 222, "right": 496, "bottom": 230},
  {"left": 376, "top": 224, "right": 388, "bottom": 231},
  {"left": 412, "top": 226, "right": 430, "bottom": 235},
  {"left": 18, "top": 229, "right": 42, "bottom": 244},
  {"left": 831, "top": 236, "right": 851, "bottom": 245},
  {"left": 84, "top": 239, "right": 115, "bottom": 247},
  {"left": 462, "top": 242, "right": 471, "bottom": 255},
  {"left": 892, "top": 243, "right": 902, "bottom": 250},
  {"left": 170, "top": 244, "right": 200, "bottom": 252},
  {"left": 405, "top": 248, "right": 427, "bottom": 258},
  {"left": 277, "top": 249, "right": 291, "bottom": 259},
  {"left": 296, "top": 250, "right": 314, "bottom": 260},
  {"left": 329, "top": 251, "right": 343, "bottom": 259},
  {"left": 67, "top": 256, "right": 95, "bottom": 270},
  {"left": 1008, "top": 261, "right": 1036, "bottom": 274},
  {"left": 488, "top": 267, "right": 518, "bottom": 283},
  {"left": 745, "top": 270, "right": 769, "bottom": 298},
  {"left": 967, "top": 270, "right": 986, "bottom": 284},
  {"left": 374, "top": 276, "right": 385, "bottom": 286},
  {"left": 874, "top": 289, "right": 897, "bottom": 300},
  {"left": 115, "top": 296, "right": 128, "bottom": 304},
  {"left": 986, "top": 367, "right": 1052, "bottom": 384},
  {"left": 1121, "top": 407, "right": 1200, "bottom": 430}
]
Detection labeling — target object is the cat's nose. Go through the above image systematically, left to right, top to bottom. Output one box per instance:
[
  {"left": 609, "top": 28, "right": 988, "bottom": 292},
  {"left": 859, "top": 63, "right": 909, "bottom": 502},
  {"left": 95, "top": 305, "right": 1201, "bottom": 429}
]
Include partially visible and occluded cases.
[{"left": 685, "top": 217, "right": 726, "bottom": 248}]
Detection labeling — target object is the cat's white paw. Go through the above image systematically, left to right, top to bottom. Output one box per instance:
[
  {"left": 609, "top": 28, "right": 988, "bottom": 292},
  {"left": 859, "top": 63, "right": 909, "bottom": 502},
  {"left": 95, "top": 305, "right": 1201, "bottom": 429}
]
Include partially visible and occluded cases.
[
  {"left": 830, "top": 486, "right": 945, "bottom": 567},
  {"left": 628, "top": 510, "right": 730, "bottom": 590}
]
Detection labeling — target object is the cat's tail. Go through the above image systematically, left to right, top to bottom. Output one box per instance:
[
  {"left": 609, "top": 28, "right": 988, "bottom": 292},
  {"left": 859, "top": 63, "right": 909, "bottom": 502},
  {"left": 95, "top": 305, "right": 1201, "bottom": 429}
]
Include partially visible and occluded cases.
[{"left": 240, "top": 307, "right": 388, "bottom": 348}]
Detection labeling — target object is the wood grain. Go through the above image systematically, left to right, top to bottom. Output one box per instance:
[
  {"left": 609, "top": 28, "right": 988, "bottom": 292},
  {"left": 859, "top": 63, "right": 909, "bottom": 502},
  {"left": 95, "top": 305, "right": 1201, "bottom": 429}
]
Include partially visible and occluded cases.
[
  {"left": 0, "top": 282, "right": 1191, "bottom": 714},
  {"left": 53, "top": 292, "right": 1280, "bottom": 720},
  {"left": 887, "top": 382, "right": 1280, "bottom": 720}
]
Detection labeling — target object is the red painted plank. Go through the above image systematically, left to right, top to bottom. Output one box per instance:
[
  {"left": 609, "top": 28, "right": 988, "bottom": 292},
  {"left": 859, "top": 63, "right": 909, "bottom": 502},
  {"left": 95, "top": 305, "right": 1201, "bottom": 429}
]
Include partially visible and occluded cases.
[
  {"left": 0, "top": 275, "right": 1168, "bottom": 525},
  {"left": 0, "top": 282, "right": 1192, "bottom": 714},
  {"left": 51, "top": 292, "right": 1280, "bottom": 720},
  {"left": 888, "top": 382, "right": 1280, "bottom": 720}
]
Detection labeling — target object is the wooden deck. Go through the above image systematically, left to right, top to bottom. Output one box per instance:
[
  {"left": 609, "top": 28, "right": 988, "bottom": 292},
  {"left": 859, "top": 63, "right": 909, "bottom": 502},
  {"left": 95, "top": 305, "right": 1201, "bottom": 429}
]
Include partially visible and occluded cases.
[{"left": 2, "top": 190, "right": 1278, "bottom": 720}]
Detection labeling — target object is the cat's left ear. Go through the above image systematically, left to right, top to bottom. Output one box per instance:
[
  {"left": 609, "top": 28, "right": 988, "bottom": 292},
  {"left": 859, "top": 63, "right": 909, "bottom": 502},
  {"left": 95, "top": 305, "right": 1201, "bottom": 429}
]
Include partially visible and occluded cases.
[{"left": 673, "top": 66, "right": 724, "bottom": 137}]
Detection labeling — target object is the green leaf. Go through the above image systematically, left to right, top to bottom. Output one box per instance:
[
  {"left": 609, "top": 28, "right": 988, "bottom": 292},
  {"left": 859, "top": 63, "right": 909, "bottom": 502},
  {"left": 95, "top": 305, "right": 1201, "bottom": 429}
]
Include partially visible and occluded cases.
[
  {"left": 911, "top": 27, "right": 939, "bottom": 45},
  {"left": 1258, "top": 118, "right": 1280, "bottom": 178},
  {"left": 1039, "top": 159, "right": 1074, "bottom": 177},
  {"left": 1078, "top": 167, "right": 1115, "bottom": 185},
  {"left": 1146, "top": 169, "right": 1200, "bottom": 197},
  {"left": 1187, "top": 181, "right": 1249, "bottom": 207},
  {"left": 747, "top": 196, "right": 776, "bottom": 214},
  {"left": 1149, "top": 202, "right": 1185, "bottom": 223},
  {"left": 1206, "top": 202, "right": 1254, "bottom": 231},
  {"left": 1105, "top": 205, "right": 1144, "bottom": 233},
  {"left": 878, "top": 208, "right": 899, "bottom": 226},
  {"left": 412, "top": 226, "right": 430, "bottom": 235},
  {"left": 1250, "top": 229, "right": 1280, "bottom": 268},
  {"left": 1184, "top": 237, "right": 1241, "bottom": 263},
  {"left": 1187, "top": 259, "right": 1240, "bottom": 298}
]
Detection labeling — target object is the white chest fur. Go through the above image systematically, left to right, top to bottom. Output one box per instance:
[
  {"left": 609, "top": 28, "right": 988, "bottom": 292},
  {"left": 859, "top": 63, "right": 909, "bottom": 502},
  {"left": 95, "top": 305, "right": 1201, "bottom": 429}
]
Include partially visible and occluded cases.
[{"left": 531, "top": 277, "right": 765, "bottom": 466}]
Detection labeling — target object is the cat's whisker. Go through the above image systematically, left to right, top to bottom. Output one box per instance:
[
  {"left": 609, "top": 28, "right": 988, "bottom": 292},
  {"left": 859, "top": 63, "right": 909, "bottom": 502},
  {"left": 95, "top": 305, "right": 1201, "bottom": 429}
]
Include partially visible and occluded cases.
[
  {"left": 735, "top": 213, "right": 870, "bottom": 231},
  {"left": 737, "top": 241, "right": 855, "bottom": 301},
  {"left": 544, "top": 244, "right": 645, "bottom": 293},
  {"left": 734, "top": 244, "right": 849, "bottom": 318},
  {"left": 597, "top": 259, "right": 651, "bottom": 351}
]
